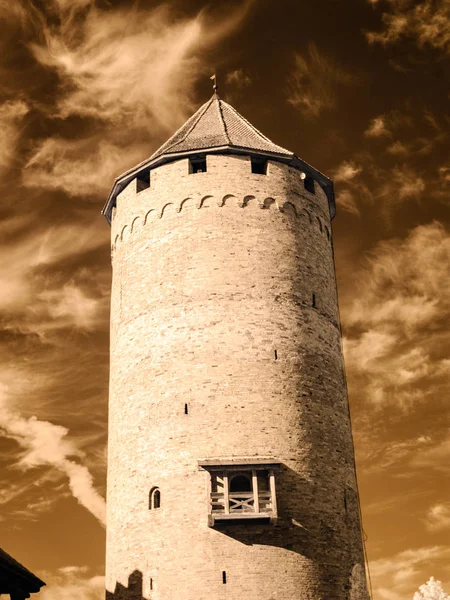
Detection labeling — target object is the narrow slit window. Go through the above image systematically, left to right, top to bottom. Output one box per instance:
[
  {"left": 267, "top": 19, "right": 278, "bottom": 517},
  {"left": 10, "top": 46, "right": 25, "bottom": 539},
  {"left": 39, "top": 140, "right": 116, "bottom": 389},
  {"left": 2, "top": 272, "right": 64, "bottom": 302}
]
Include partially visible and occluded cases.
[
  {"left": 251, "top": 156, "right": 268, "bottom": 174},
  {"left": 189, "top": 157, "right": 207, "bottom": 173},
  {"left": 137, "top": 171, "right": 150, "bottom": 192},
  {"left": 304, "top": 177, "right": 315, "bottom": 194},
  {"left": 312, "top": 293, "right": 317, "bottom": 308},
  {"left": 274, "top": 349, "right": 278, "bottom": 360},
  {"left": 184, "top": 403, "right": 189, "bottom": 415},
  {"left": 149, "top": 487, "right": 161, "bottom": 510},
  {"left": 222, "top": 571, "right": 227, "bottom": 584},
  {"left": 150, "top": 578, "right": 153, "bottom": 591}
]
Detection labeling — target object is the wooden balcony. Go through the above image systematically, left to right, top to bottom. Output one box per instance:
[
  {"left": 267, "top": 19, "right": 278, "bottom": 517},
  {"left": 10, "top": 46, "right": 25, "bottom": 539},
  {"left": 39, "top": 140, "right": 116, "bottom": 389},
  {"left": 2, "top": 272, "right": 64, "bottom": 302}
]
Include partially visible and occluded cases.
[{"left": 205, "top": 467, "right": 278, "bottom": 525}]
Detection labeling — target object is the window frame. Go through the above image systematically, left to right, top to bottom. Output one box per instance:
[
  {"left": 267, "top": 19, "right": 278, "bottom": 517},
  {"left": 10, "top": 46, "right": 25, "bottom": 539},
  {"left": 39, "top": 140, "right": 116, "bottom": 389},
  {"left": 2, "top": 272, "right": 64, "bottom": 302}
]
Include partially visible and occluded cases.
[
  {"left": 199, "top": 460, "right": 279, "bottom": 526},
  {"left": 149, "top": 486, "right": 161, "bottom": 510}
]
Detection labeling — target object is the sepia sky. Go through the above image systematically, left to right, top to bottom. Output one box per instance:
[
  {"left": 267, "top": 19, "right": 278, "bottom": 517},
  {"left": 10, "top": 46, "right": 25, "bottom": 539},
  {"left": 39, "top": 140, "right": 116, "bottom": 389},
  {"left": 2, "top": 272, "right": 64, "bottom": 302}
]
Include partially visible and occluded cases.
[{"left": 0, "top": 0, "right": 449, "bottom": 598}]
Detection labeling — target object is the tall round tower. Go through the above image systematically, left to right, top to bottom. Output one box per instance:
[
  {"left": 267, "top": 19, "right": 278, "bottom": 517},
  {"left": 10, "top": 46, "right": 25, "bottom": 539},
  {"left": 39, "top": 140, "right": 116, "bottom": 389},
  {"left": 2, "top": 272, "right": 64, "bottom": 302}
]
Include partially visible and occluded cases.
[{"left": 103, "top": 93, "right": 369, "bottom": 600}]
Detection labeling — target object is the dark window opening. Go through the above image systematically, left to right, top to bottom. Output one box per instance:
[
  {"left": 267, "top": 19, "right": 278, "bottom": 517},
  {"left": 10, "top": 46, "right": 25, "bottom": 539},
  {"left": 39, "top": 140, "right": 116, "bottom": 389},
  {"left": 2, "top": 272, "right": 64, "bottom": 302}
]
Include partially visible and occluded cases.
[
  {"left": 251, "top": 156, "right": 268, "bottom": 174},
  {"left": 190, "top": 157, "right": 207, "bottom": 173},
  {"left": 137, "top": 171, "right": 150, "bottom": 192},
  {"left": 304, "top": 176, "right": 315, "bottom": 194},
  {"left": 312, "top": 293, "right": 317, "bottom": 308},
  {"left": 274, "top": 349, "right": 278, "bottom": 360},
  {"left": 184, "top": 403, "right": 188, "bottom": 415},
  {"left": 230, "top": 474, "right": 252, "bottom": 493},
  {"left": 149, "top": 487, "right": 161, "bottom": 510},
  {"left": 344, "top": 491, "right": 347, "bottom": 512},
  {"left": 222, "top": 571, "right": 227, "bottom": 584},
  {"left": 150, "top": 578, "right": 153, "bottom": 591}
]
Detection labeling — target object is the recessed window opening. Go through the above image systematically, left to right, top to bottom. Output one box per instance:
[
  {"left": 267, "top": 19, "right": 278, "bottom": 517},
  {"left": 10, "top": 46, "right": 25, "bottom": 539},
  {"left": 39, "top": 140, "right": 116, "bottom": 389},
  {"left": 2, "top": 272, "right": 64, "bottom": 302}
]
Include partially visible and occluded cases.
[
  {"left": 251, "top": 156, "right": 268, "bottom": 174},
  {"left": 189, "top": 157, "right": 207, "bottom": 173},
  {"left": 137, "top": 171, "right": 150, "bottom": 192},
  {"left": 304, "top": 176, "right": 315, "bottom": 194},
  {"left": 312, "top": 293, "right": 317, "bottom": 308},
  {"left": 274, "top": 349, "right": 278, "bottom": 360},
  {"left": 184, "top": 403, "right": 189, "bottom": 415},
  {"left": 230, "top": 474, "right": 252, "bottom": 493},
  {"left": 149, "top": 487, "right": 161, "bottom": 510},
  {"left": 222, "top": 571, "right": 227, "bottom": 584},
  {"left": 150, "top": 578, "right": 153, "bottom": 591}
]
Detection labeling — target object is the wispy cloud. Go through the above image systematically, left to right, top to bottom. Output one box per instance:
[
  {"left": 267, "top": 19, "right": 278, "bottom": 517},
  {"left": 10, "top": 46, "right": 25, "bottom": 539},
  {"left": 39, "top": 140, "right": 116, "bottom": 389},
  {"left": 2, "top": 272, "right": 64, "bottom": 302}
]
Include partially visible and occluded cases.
[
  {"left": 20, "top": 0, "right": 252, "bottom": 196},
  {"left": 366, "top": 0, "right": 450, "bottom": 54},
  {"left": 288, "top": 43, "right": 355, "bottom": 117},
  {"left": 226, "top": 68, "right": 252, "bottom": 88},
  {"left": 0, "top": 100, "right": 29, "bottom": 170},
  {"left": 336, "top": 109, "right": 447, "bottom": 217},
  {"left": 365, "top": 116, "right": 390, "bottom": 137},
  {"left": 23, "top": 137, "right": 146, "bottom": 198},
  {"left": 333, "top": 161, "right": 363, "bottom": 183},
  {"left": 0, "top": 221, "right": 108, "bottom": 339},
  {"left": 342, "top": 222, "right": 450, "bottom": 409},
  {"left": 0, "top": 385, "right": 106, "bottom": 525},
  {"left": 425, "top": 504, "right": 450, "bottom": 532},
  {"left": 370, "top": 546, "right": 450, "bottom": 600},
  {"left": 39, "top": 566, "right": 104, "bottom": 600}
]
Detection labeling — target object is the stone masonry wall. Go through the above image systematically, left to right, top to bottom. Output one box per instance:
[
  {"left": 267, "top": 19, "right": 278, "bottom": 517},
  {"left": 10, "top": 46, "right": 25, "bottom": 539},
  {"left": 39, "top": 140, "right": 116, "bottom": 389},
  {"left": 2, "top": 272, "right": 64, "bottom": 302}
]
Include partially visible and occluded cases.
[{"left": 105, "top": 154, "right": 369, "bottom": 600}]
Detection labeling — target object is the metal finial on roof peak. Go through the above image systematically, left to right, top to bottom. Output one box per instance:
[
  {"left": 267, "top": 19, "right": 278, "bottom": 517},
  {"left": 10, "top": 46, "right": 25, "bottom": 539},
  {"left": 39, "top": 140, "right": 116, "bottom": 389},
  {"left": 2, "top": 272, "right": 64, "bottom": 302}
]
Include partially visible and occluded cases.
[{"left": 210, "top": 73, "right": 218, "bottom": 94}]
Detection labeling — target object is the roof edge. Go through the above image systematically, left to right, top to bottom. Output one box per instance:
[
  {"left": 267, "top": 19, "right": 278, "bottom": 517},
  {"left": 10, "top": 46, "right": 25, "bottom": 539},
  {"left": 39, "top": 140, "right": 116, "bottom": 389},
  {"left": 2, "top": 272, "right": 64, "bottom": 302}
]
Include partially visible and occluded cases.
[
  {"left": 101, "top": 146, "right": 296, "bottom": 224},
  {"left": 101, "top": 149, "right": 335, "bottom": 223}
]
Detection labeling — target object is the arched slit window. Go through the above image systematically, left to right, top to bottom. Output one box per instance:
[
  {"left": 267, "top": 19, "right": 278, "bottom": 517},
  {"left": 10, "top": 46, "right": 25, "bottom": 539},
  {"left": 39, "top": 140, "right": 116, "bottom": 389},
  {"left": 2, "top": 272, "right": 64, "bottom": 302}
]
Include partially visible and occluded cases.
[{"left": 149, "top": 487, "right": 161, "bottom": 510}]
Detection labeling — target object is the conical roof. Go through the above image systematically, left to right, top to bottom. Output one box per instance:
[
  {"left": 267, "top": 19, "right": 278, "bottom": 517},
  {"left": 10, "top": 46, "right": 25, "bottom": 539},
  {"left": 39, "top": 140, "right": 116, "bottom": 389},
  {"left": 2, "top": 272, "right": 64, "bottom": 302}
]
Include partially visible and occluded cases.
[
  {"left": 103, "top": 94, "right": 335, "bottom": 222},
  {"left": 149, "top": 94, "right": 293, "bottom": 161}
]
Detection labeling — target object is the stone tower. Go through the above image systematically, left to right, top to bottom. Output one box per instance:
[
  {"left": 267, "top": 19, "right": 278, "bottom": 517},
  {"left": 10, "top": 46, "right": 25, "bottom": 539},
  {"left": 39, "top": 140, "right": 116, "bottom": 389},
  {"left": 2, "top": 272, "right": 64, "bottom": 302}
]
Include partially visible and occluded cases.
[{"left": 102, "top": 93, "right": 369, "bottom": 600}]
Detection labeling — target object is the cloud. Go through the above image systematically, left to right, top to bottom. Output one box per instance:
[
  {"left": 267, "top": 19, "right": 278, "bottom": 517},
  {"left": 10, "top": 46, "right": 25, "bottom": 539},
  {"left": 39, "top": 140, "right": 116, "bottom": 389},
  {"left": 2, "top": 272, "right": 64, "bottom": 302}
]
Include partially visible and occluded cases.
[
  {"left": 366, "top": 0, "right": 450, "bottom": 54},
  {"left": 18, "top": 1, "right": 251, "bottom": 196},
  {"left": 29, "top": 3, "right": 204, "bottom": 130},
  {"left": 288, "top": 43, "right": 355, "bottom": 117},
  {"left": 226, "top": 68, "right": 252, "bottom": 88},
  {"left": 0, "top": 100, "right": 29, "bottom": 169},
  {"left": 335, "top": 109, "right": 447, "bottom": 217},
  {"left": 365, "top": 116, "right": 390, "bottom": 137},
  {"left": 23, "top": 137, "right": 147, "bottom": 198},
  {"left": 387, "top": 140, "right": 409, "bottom": 155},
  {"left": 333, "top": 161, "right": 363, "bottom": 183},
  {"left": 0, "top": 221, "right": 108, "bottom": 339},
  {"left": 342, "top": 222, "right": 450, "bottom": 408},
  {"left": 37, "top": 284, "right": 99, "bottom": 331},
  {"left": 0, "top": 386, "right": 106, "bottom": 525},
  {"left": 412, "top": 434, "right": 450, "bottom": 473},
  {"left": 426, "top": 504, "right": 450, "bottom": 531},
  {"left": 370, "top": 546, "right": 450, "bottom": 600},
  {"left": 39, "top": 567, "right": 104, "bottom": 600},
  {"left": 414, "top": 577, "right": 450, "bottom": 600}
]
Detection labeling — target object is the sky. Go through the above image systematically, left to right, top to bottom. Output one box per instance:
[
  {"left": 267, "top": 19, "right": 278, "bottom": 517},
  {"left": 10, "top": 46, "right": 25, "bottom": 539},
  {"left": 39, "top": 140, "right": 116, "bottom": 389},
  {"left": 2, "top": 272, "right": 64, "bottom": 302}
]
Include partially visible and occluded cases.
[{"left": 0, "top": 0, "right": 449, "bottom": 598}]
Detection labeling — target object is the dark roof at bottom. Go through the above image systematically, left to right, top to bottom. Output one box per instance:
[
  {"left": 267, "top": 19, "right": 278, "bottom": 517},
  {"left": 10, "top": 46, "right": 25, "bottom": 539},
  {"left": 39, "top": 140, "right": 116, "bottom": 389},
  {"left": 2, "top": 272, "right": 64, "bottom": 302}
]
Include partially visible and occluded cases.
[{"left": 0, "top": 547, "right": 45, "bottom": 597}]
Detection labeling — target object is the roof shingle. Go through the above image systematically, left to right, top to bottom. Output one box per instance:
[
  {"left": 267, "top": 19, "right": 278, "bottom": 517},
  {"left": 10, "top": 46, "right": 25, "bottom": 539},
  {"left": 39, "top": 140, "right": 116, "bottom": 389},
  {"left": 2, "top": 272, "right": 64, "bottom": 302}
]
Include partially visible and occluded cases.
[{"left": 148, "top": 94, "right": 293, "bottom": 160}]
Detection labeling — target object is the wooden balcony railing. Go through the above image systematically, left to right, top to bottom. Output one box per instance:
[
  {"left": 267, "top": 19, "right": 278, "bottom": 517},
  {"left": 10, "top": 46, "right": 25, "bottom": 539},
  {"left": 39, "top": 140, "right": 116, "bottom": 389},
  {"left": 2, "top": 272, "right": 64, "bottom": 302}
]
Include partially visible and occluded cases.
[{"left": 209, "top": 468, "right": 277, "bottom": 523}]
